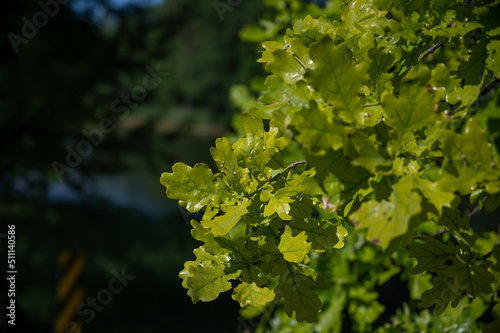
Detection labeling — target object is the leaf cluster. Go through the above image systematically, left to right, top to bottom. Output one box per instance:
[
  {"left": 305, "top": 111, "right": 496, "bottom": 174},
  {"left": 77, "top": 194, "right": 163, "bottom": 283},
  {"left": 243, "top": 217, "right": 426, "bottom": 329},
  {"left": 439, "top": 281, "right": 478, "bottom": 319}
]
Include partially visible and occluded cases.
[{"left": 162, "top": 0, "right": 500, "bottom": 326}]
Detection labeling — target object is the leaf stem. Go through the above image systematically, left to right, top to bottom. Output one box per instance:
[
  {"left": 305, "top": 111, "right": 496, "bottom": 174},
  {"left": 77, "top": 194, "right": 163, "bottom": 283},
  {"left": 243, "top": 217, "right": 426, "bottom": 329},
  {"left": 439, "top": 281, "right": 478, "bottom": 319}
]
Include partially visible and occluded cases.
[
  {"left": 420, "top": 42, "right": 444, "bottom": 60},
  {"left": 290, "top": 51, "right": 308, "bottom": 70},
  {"left": 479, "top": 79, "right": 500, "bottom": 98},
  {"left": 362, "top": 103, "right": 381, "bottom": 108},
  {"left": 269, "top": 160, "right": 307, "bottom": 182},
  {"left": 244, "top": 161, "right": 307, "bottom": 198},
  {"left": 466, "top": 204, "right": 481, "bottom": 218},
  {"left": 479, "top": 244, "right": 500, "bottom": 261}
]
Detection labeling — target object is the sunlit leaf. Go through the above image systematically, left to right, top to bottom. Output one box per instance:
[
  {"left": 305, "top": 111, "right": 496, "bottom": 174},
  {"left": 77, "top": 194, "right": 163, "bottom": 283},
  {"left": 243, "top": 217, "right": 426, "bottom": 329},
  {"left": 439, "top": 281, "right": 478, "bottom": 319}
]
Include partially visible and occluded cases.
[
  {"left": 306, "top": 36, "right": 368, "bottom": 124},
  {"left": 382, "top": 69, "right": 437, "bottom": 139},
  {"left": 293, "top": 101, "right": 343, "bottom": 153},
  {"left": 233, "top": 113, "right": 287, "bottom": 180},
  {"left": 161, "top": 163, "right": 235, "bottom": 212},
  {"left": 350, "top": 177, "right": 422, "bottom": 248},
  {"left": 260, "top": 184, "right": 295, "bottom": 220},
  {"left": 203, "top": 199, "right": 251, "bottom": 236},
  {"left": 278, "top": 225, "right": 312, "bottom": 263},
  {"left": 179, "top": 247, "right": 237, "bottom": 303},
  {"left": 232, "top": 282, "right": 275, "bottom": 308}
]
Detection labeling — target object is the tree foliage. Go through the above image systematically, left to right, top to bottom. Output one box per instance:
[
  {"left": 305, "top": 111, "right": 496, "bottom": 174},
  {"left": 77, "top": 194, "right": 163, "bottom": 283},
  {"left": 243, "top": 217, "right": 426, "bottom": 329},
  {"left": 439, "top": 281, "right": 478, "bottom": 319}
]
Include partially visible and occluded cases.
[{"left": 162, "top": 0, "right": 500, "bottom": 330}]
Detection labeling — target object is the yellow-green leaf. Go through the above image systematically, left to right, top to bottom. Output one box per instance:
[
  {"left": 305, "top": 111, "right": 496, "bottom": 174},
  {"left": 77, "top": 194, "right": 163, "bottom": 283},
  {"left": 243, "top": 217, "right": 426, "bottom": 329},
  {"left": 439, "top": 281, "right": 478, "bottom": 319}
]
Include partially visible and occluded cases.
[
  {"left": 305, "top": 35, "right": 368, "bottom": 124},
  {"left": 160, "top": 163, "right": 235, "bottom": 212},
  {"left": 350, "top": 177, "right": 422, "bottom": 248},
  {"left": 203, "top": 199, "right": 251, "bottom": 236},
  {"left": 278, "top": 225, "right": 312, "bottom": 263},
  {"left": 231, "top": 282, "right": 275, "bottom": 308}
]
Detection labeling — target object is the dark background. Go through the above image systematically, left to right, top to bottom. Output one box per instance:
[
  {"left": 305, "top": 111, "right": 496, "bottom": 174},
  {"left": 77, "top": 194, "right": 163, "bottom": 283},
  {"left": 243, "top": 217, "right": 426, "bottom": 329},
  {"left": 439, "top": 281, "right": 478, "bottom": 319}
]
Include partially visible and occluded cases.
[{"left": 0, "top": 0, "right": 270, "bottom": 332}]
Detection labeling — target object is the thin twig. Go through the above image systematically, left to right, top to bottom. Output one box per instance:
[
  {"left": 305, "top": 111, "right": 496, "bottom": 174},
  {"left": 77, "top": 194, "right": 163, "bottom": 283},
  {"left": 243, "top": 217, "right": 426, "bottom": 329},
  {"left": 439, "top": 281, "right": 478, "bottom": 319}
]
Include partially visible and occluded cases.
[
  {"left": 420, "top": 42, "right": 444, "bottom": 60},
  {"left": 479, "top": 79, "right": 500, "bottom": 98},
  {"left": 245, "top": 160, "right": 307, "bottom": 198},
  {"left": 268, "top": 160, "right": 307, "bottom": 182},
  {"left": 287, "top": 160, "right": 307, "bottom": 169},
  {"left": 466, "top": 204, "right": 481, "bottom": 218},
  {"left": 414, "top": 229, "right": 447, "bottom": 239},
  {"left": 479, "top": 244, "right": 500, "bottom": 260},
  {"left": 480, "top": 251, "right": 493, "bottom": 260}
]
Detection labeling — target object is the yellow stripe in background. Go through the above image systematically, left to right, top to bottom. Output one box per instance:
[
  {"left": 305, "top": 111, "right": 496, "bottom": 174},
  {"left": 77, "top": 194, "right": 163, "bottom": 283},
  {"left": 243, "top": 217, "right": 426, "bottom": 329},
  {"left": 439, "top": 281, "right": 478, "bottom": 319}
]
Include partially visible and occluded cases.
[
  {"left": 58, "top": 250, "right": 71, "bottom": 269},
  {"left": 56, "top": 254, "right": 85, "bottom": 301},
  {"left": 54, "top": 286, "right": 84, "bottom": 332}
]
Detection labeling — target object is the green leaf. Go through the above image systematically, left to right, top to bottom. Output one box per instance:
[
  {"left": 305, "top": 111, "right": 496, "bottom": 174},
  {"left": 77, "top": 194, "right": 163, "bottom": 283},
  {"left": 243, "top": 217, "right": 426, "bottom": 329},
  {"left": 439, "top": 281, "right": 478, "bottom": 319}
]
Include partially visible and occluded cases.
[
  {"left": 338, "top": 0, "right": 386, "bottom": 41},
  {"left": 162, "top": 1, "right": 500, "bottom": 324},
  {"left": 475, "top": 5, "right": 500, "bottom": 37},
  {"left": 423, "top": 12, "right": 483, "bottom": 38},
  {"left": 286, "top": 15, "right": 331, "bottom": 47},
  {"left": 306, "top": 36, "right": 368, "bottom": 124},
  {"left": 456, "top": 37, "right": 487, "bottom": 86},
  {"left": 447, "top": 38, "right": 488, "bottom": 108},
  {"left": 259, "top": 40, "right": 306, "bottom": 85},
  {"left": 487, "top": 40, "right": 500, "bottom": 78},
  {"left": 366, "top": 47, "right": 395, "bottom": 102},
  {"left": 430, "top": 63, "right": 460, "bottom": 101},
  {"left": 381, "top": 68, "right": 437, "bottom": 140},
  {"left": 255, "top": 75, "right": 313, "bottom": 120},
  {"left": 293, "top": 101, "right": 343, "bottom": 153},
  {"left": 233, "top": 113, "right": 287, "bottom": 180},
  {"left": 438, "top": 118, "right": 498, "bottom": 194},
  {"left": 461, "top": 118, "right": 495, "bottom": 169},
  {"left": 348, "top": 130, "right": 392, "bottom": 173},
  {"left": 210, "top": 137, "right": 254, "bottom": 193},
  {"left": 211, "top": 137, "right": 238, "bottom": 176},
  {"left": 307, "top": 150, "right": 371, "bottom": 203},
  {"left": 161, "top": 163, "right": 235, "bottom": 212},
  {"left": 411, "top": 175, "right": 456, "bottom": 218},
  {"left": 350, "top": 177, "right": 422, "bottom": 248},
  {"left": 260, "top": 184, "right": 295, "bottom": 220},
  {"left": 289, "top": 198, "right": 314, "bottom": 219},
  {"left": 203, "top": 199, "right": 251, "bottom": 236},
  {"left": 438, "top": 207, "right": 477, "bottom": 245},
  {"left": 288, "top": 219, "right": 346, "bottom": 250},
  {"left": 191, "top": 220, "right": 228, "bottom": 255},
  {"left": 278, "top": 225, "right": 312, "bottom": 263},
  {"left": 214, "top": 237, "right": 250, "bottom": 260},
  {"left": 409, "top": 237, "right": 457, "bottom": 274},
  {"left": 492, "top": 246, "right": 500, "bottom": 271},
  {"left": 179, "top": 247, "right": 237, "bottom": 303},
  {"left": 422, "top": 260, "right": 493, "bottom": 314},
  {"left": 449, "top": 260, "right": 493, "bottom": 297},
  {"left": 274, "top": 263, "right": 326, "bottom": 323},
  {"left": 240, "top": 264, "right": 268, "bottom": 286},
  {"left": 421, "top": 273, "right": 461, "bottom": 315},
  {"left": 232, "top": 282, "right": 275, "bottom": 308},
  {"left": 493, "top": 303, "right": 500, "bottom": 320},
  {"left": 483, "top": 320, "right": 500, "bottom": 333}
]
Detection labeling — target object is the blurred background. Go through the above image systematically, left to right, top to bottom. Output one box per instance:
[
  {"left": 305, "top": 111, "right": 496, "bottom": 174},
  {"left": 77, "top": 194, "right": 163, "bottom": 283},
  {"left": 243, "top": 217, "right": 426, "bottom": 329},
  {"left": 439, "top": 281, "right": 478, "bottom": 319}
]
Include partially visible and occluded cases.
[{"left": 0, "top": 0, "right": 338, "bottom": 332}]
